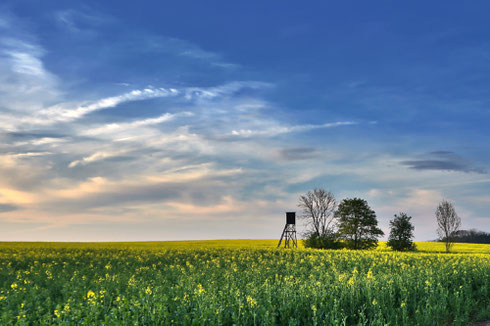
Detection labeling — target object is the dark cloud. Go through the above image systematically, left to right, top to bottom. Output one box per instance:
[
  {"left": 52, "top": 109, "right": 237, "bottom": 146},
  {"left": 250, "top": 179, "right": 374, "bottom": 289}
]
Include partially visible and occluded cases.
[
  {"left": 1, "top": 131, "right": 68, "bottom": 141},
  {"left": 279, "top": 147, "right": 319, "bottom": 161},
  {"left": 401, "top": 151, "right": 487, "bottom": 174},
  {"left": 0, "top": 204, "right": 19, "bottom": 213}
]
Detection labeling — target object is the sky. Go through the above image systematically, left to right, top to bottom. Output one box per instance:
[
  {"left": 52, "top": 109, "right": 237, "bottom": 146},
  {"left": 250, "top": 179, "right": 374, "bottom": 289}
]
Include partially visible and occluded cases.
[{"left": 0, "top": 1, "right": 489, "bottom": 241}]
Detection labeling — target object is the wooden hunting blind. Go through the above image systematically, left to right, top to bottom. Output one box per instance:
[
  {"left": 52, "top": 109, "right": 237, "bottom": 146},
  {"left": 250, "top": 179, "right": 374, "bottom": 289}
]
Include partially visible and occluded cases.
[{"left": 277, "top": 212, "right": 297, "bottom": 248}]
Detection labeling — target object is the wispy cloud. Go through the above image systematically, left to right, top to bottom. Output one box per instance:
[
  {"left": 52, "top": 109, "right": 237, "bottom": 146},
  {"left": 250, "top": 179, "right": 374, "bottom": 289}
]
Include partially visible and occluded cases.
[
  {"left": 55, "top": 9, "right": 110, "bottom": 33},
  {"left": 0, "top": 35, "right": 60, "bottom": 117},
  {"left": 147, "top": 36, "right": 240, "bottom": 70},
  {"left": 6, "top": 50, "right": 47, "bottom": 76},
  {"left": 2, "top": 81, "right": 273, "bottom": 131},
  {"left": 183, "top": 81, "right": 272, "bottom": 101},
  {"left": 37, "top": 87, "right": 180, "bottom": 124},
  {"left": 82, "top": 112, "right": 193, "bottom": 136},
  {"left": 230, "top": 121, "right": 356, "bottom": 137},
  {"left": 68, "top": 150, "right": 128, "bottom": 168},
  {"left": 4, "top": 152, "right": 53, "bottom": 158}
]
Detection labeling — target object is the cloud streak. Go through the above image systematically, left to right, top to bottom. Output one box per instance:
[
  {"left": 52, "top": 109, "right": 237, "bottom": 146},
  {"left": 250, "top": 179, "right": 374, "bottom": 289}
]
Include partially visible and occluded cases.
[
  {"left": 37, "top": 87, "right": 180, "bottom": 125},
  {"left": 82, "top": 112, "right": 193, "bottom": 136},
  {"left": 230, "top": 121, "right": 356, "bottom": 137},
  {"left": 401, "top": 151, "right": 486, "bottom": 174}
]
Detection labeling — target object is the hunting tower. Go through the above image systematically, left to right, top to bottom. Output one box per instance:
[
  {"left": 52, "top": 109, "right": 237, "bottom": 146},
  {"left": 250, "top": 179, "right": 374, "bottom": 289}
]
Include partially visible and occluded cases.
[{"left": 277, "top": 212, "right": 297, "bottom": 248}]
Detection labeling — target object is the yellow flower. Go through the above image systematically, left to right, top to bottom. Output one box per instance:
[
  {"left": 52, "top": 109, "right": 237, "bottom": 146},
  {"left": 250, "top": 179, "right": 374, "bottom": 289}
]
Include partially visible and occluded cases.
[
  {"left": 366, "top": 270, "right": 374, "bottom": 279},
  {"left": 338, "top": 274, "right": 347, "bottom": 283},
  {"left": 128, "top": 275, "right": 136, "bottom": 286},
  {"left": 347, "top": 277, "right": 355, "bottom": 287},
  {"left": 10, "top": 283, "right": 18, "bottom": 290},
  {"left": 195, "top": 284, "right": 205, "bottom": 295},
  {"left": 145, "top": 286, "right": 152, "bottom": 295},
  {"left": 87, "top": 290, "right": 96, "bottom": 298},
  {"left": 246, "top": 295, "right": 257, "bottom": 307},
  {"left": 372, "top": 298, "right": 378, "bottom": 305},
  {"left": 400, "top": 301, "right": 406, "bottom": 308},
  {"left": 54, "top": 309, "right": 61, "bottom": 318}
]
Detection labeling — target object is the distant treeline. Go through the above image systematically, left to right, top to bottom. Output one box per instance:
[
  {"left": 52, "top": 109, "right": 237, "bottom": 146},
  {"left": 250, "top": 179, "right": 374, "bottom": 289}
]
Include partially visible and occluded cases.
[{"left": 439, "top": 229, "right": 490, "bottom": 244}]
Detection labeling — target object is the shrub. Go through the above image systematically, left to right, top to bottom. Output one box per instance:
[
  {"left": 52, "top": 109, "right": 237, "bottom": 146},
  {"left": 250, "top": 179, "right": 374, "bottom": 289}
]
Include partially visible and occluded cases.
[{"left": 303, "top": 232, "right": 344, "bottom": 249}]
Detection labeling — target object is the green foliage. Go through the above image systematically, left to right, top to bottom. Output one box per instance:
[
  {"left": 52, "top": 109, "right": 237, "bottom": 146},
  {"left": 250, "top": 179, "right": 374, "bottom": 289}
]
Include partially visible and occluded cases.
[
  {"left": 335, "top": 198, "right": 384, "bottom": 249},
  {"left": 387, "top": 213, "right": 416, "bottom": 251},
  {"left": 303, "top": 232, "right": 344, "bottom": 249}
]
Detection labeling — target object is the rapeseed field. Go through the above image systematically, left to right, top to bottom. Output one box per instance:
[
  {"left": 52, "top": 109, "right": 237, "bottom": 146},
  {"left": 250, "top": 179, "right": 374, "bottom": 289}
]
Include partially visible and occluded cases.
[{"left": 0, "top": 241, "right": 488, "bottom": 325}]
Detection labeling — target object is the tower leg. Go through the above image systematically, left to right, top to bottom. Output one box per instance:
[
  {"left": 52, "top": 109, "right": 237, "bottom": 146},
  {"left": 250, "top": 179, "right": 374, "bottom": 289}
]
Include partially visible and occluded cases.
[
  {"left": 277, "top": 224, "right": 288, "bottom": 248},
  {"left": 278, "top": 224, "right": 297, "bottom": 249}
]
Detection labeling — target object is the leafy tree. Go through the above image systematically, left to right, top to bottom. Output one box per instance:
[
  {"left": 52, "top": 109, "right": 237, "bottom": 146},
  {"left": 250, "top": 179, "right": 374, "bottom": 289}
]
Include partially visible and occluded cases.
[
  {"left": 335, "top": 198, "right": 384, "bottom": 249},
  {"left": 436, "top": 200, "right": 461, "bottom": 253},
  {"left": 387, "top": 212, "right": 416, "bottom": 251}
]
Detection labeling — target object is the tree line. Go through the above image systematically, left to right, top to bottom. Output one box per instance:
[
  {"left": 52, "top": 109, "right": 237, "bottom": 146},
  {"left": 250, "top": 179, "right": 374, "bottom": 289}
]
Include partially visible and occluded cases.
[
  {"left": 298, "top": 188, "right": 472, "bottom": 252},
  {"left": 438, "top": 229, "right": 490, "bottom": 244}
]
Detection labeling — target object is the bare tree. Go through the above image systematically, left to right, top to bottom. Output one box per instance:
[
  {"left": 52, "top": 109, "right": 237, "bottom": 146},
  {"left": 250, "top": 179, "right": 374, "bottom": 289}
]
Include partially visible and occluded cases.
[
  {"left": 298, "top": 189, "right": 337, "bottom": 237},
  {"left": 435, "top": 200, "right": 461, "bottom": 253}
]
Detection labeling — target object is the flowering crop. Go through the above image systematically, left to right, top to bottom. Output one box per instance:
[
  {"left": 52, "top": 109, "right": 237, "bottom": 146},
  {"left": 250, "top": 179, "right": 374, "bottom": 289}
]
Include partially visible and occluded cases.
[{"left": 0, "top": 241, "right": 488, "bottom": 325}]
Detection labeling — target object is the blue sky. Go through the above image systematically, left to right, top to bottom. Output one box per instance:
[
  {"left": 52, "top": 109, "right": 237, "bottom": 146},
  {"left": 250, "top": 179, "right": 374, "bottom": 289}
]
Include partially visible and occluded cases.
[{"left": 0, "top": 1, "right": 489, "bottom": 241}]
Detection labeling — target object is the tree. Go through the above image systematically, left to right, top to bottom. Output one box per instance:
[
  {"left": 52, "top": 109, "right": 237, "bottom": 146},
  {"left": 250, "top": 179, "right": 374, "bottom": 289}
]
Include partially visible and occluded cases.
[
  {"left": 298, "top": 189, "right": 337, "bottom": 238},
  {"left": 335, "top": 198, "right": 384, "bottom": 249},
  {"left": 435, "top": 200, "right": 461, "bottom": 253},
  {"left": 387, "top": 212, "right": 416, "bottom": 251}
]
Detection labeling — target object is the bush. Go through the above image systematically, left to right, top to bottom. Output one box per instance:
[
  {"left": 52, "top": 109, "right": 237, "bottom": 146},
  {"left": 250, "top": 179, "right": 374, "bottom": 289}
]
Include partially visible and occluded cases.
[{"left": 303, "top": 233, "right": 344, "bottom": 249}]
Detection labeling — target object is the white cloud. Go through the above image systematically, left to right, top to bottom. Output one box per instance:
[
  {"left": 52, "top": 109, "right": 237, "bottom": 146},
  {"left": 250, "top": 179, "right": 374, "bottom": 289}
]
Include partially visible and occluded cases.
[
  {"left": 0, "top": 36, "right": 60, "bottom": 117},
  {"left": 6, "top": 50, "right": 46, "bottom": 76},
  {"left": 38, "top": 87, "right": 180, "bottom": 124},
  {"left": 82, "top": 112, "right": 193, "bottom": 136},
  {"left": 230, "top": 121, "right": 356, "bottom": 137},
  {"left": 31, "top": 138, "right": 67, "bottom": 146},
  {"left": 68, "top": 150, "right": 128, "bottom": 168},
  {"left": 9, "top": 152, "right": 53, "bottom": 158}
]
